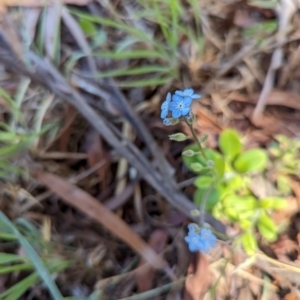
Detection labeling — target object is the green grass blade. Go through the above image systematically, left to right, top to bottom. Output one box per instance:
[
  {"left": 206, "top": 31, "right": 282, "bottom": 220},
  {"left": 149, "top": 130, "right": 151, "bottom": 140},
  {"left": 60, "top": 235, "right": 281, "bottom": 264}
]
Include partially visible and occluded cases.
[
  {"left": 169, "top": 0, "right": 181, "bottom": 53},
  {"left": 69, "top": 8, "right": 169, "bottom": 59},
  {"left": 93, "top": 50, "right": 163, "bottom": 59},
  {"left": 91, "top": 65, "right": 172, "bottom": 78},
  {"left": 117, "top": 76, "right": 172, "bottom": 87},
  {"left": 0, "top": 87, "right": 19, "bottom": 113},
  {"left": 0, "top": 131, "right": 24, "bottom": 142},
  {"left": 0, "top": 137, "right": 34, "bottom": 159},
  {"left": 0, "top": 212, "right": 64, "bottom": 300},
  {"left": 0, "top": 232, "right": 17, "bottom": 240},
  {"left": 0, "top": 253, "right": 27, "bottom": 264},
  {"left": 0, "top": 263, "right": 33, "bottom": 274},
  {"left": 1, "top": 272, "right": 40, "bottom": 300}
]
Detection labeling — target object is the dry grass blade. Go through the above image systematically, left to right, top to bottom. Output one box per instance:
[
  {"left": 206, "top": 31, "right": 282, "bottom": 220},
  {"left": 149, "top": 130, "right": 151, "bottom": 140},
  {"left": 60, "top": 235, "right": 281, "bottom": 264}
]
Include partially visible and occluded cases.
[
  {"left": 252, "top": 0, "right": 297, "bottom": 123},
  {"left": 33, "top": 169, "right": 176, "bottom": 280},
  {"left": 136, "top": 229, "right": 168, "bottom": 292},
  {"left": 183, "top": 253, "right": 211, "bottom": 300}
]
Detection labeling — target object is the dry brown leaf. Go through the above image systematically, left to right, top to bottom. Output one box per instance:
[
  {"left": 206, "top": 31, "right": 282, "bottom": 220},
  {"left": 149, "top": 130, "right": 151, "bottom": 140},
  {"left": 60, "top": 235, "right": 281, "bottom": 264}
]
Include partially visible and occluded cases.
[
  {"left": 59, "top": 104, "right": 76, "bottom": 152},
  {"left": 84, "top": 129, "right": 109, "bottom": 190},
  {"left": 33, "top": 169, "right": 175, "bottom": 279},
  {"left": 136, "top": 229, "right": 168, "bottom": 292},
  {"left": 270, "top": 235, "right": 299, "bottom": 262},
  {"left": 183, "top": 253, "right": 211, "bottom": 300},
  {"left": 284, "top": 293, "right": 299, "bottom": 300}
]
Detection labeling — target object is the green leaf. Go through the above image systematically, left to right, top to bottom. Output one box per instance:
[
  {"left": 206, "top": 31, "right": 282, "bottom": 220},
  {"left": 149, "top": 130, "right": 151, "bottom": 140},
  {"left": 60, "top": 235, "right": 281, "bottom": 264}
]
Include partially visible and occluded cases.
[
  {"left": 248, "top": 0, "right": 278, "bottom": 9},
  {"left": 69, "top": 8, "right": 168, "bottom": 58},
  {"left": 79, "top": 19, "right": 97, "bottom": 36},
  {"left": 93, "top": 50, "right": 164, "bottom": 60},
  {"left": 92, "top": 65, "right": 172, "bottom": 78},
  {"left": 219, "top": 129, "right": 242, "bottom": 160},
  {"left": 182, "top": 144, "right": 203, "bottom": 173},
  {"left": 200, "top": 149, "right": 225, "bottom": 178},
  {"left": 234, "top": 149, "right": 268, "bottom": 173},
  {"left": 226, "top": 175, "right": 244, "bottom": 191},
  {"left": 277, "top": 175, "right": 292, "bottom": 195},
  {"left": 194, "top": 176, "right": 214, "bottom": 189},
  {"left": 194, "top": 188, "right": 220, "bottom": 211},
  {"left": 223, "top": 194, "right": 257, "bottom": 211},
  {"left": 259, "top": 197, "right": 286, "bottom": 210},
  {"left": 0, "top": 213, "right": 64, "bottom": 300},
  {"left": 257, "top": 213, "right": 277, "bottom": 242},
  {"left": 241, "top": 231, "right": 257, "bottom": 255},
  {"left": 0, "top": 253, "right": 27, "bottom": 264},
  {"left": 0, "top": 259, "right": 68, "bottom": 299},
  {"left": 0, "top": 263, "right": 33, "bottom": 274}
]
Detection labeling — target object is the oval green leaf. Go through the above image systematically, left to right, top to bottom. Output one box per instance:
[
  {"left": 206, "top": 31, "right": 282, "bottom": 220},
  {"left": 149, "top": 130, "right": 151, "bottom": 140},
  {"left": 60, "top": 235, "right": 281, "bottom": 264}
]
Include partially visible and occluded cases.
[
  {"left": 219, "top": 129, "right": 242, "bottom": 160},
  {"left": 182, "top": 144, "right": 203, "bottom": 174},
  {"left": 234, "top": 149, "right": 268, "bottom": 173},
  {"left": 194, "top": 176, "right": 213, "bottom": 189},
  {"left": 194, "top": 188, "right": 220, "bottom": 211},
  {"left": 223, "top": 194, "right": 258, "bottom": 212},
  {"left": 259, "top": 197, "right": 286, "bottom": 210},
  {"left": 257, "top": 213, "right": 277, "bottom": 242},
  {"left": 241, "top": 231, "right": 257, "bottom": 255}
]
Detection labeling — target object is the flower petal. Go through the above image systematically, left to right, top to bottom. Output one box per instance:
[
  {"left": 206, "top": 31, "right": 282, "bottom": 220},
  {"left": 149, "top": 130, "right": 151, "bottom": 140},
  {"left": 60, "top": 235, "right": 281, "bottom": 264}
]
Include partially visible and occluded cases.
[
  {"left": 183, "top": 88, "right": 194, "bottom": 96},
  {"left": 175, "top": 90, "right": 185, "bottom": 97},
  {"left": 166, "top": 92, "right": 171, "bottom": 103},
  {"left": 172, "top": 93, "right": 184, "bottom": 104},
  {"left": 191, "top": 94, "right": 201, "bottom": 99},
  {"left": 183, "top": 96, "right": 193, "bottom": 107},
  {"left": 161, "top": 101, "right": 167, "bottom": 110},
  {"left": 169, "top": 101, "right": 177, "bottom": 111},
  {"left": 181, "top": 107, "right": 190, "bottom": 116},
  {"left": 160, "top": 109, "right": 168, "bottom": 119},
  {"left": 172, "top": 109, "right": 181, "bottom": 118}
]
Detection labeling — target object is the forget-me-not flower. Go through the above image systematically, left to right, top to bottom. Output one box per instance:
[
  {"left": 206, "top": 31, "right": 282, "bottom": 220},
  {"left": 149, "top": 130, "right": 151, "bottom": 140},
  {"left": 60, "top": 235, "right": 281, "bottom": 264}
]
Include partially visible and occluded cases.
[
  {"left": 160, "top": 88, "right": 201, "bottom": 123},
  {"left": 175, "top": 88, "right": 201, "bottom": 99},
  {"left": 161, "top": 92, "right": 171, "bottom": 119},
  {"left": 169, "top": 94, "right": 193, "bottom": 118},
  {"left": 163, "top": 118, "right": 171, "bottom": 126},
  {"left": 185, "top": 223, "right": 217, "bottom": 253}
]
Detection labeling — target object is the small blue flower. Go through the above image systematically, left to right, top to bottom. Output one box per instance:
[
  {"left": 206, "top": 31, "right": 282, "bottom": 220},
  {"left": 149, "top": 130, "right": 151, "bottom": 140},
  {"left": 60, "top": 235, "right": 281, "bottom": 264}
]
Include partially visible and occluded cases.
[
  {"left": 175, "top": 88, "right": 201, "bottom": 99},
  {"left": 160, "top": 92, "right": 171, "bottom": 119},
  {"left": 169, "top": 94, "right": 192, "bottom": 118},
  {"left": 163, "top": 118, "right": 171, "bottom": 126},
  {"left": 185, "top": 223, "right": 217, "bottom": 253},
  {"left": 185, "top": 233, "right": 202, "bottom": 252}
]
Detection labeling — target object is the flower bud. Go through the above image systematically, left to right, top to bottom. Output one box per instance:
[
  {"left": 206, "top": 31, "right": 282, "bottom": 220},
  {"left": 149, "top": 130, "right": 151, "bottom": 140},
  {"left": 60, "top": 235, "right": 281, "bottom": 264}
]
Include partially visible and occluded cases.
[
  {"left": 185, "top": 112, "right": 195, "bottom": 125},
  {"left": 163, "top": 118, "right": 180, "bottom": 126},
  {"left": 169, "top": 133, "right": 189, "bottom": 142},
  {"left": 199, "top": 134, "right": 208, "bottom": 143},
  {"left": 182, "top": 149, "right": 197, "bottom": 157},
  {"left": 206, "top": 160, "right": 214, "bottom": 168},
  {"left": 190, "top": 162, "right": 203, "bottom": 172}
]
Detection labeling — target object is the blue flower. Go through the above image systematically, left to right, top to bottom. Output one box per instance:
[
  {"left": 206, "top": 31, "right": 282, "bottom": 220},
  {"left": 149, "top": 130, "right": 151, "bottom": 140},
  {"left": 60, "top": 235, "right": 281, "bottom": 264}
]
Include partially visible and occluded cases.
[
  {"left": 175, "top": 88, "right": 201, "bottom": 99},
  {"left": 160, "top": 92, "right": 171, "bottom": 119},
  {"left": 169, "top": 94, "right": 192, "bottom": 118},
  {"left": 163, "top": 118, "right": 171, "bottom": 126},
  {"left": 185, "top": 223, "right": 217, "bottom": 253}
]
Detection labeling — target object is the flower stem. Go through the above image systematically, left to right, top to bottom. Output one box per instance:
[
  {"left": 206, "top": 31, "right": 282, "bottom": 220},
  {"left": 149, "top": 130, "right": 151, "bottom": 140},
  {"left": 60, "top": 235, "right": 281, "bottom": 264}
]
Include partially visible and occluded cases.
[
  {"left": 185, "top": 121, "right": 208, "bottom": 161},
  {"left": 199, "top": 182, "right": 214, "bottom": 226}
]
